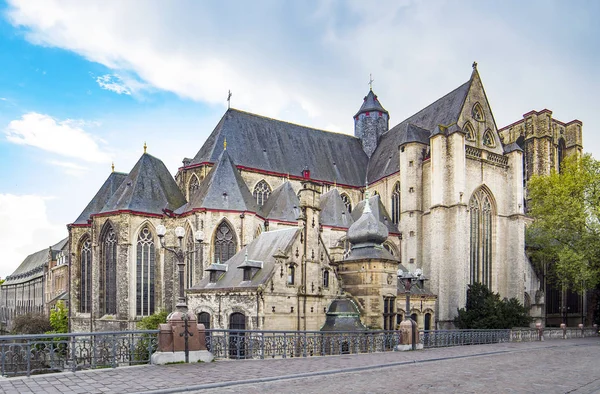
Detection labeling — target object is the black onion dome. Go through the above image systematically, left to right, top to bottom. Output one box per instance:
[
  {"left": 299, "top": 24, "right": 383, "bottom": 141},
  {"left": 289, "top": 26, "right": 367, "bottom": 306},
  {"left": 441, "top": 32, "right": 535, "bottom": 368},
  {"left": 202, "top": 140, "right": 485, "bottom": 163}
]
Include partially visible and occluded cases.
[{"left": 346, "top": 198, "right": 388, "bottom": 245}]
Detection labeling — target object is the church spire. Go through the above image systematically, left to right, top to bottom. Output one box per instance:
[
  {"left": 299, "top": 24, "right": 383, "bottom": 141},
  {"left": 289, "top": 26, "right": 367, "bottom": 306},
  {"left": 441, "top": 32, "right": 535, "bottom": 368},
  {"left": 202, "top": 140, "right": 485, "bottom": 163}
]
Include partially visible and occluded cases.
[{"left": 354, "top": 80, "right": 390, "bottom": 158}]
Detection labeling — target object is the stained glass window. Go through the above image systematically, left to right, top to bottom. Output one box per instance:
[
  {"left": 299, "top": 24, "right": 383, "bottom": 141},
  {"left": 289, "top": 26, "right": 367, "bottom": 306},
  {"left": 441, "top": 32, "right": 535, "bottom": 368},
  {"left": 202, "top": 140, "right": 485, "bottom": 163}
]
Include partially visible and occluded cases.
[
  {"left": 253, "top": 180, "right": 271, "bottom": 207},
  {"left": 391, "top": 182, "right": 401, "bottom": 225},
  {"left": 469, "top": 189, "right": 493, "bottom": 287},
  {"left": 340, "top": 193, "right": 352, "bottom": 213},
  {"left": 214, "top": 221, "right": 237, "bottom": 263},
  {"left": 101, "top": 226, "right": 118, "bottom": 315},
  {"left": 136, "top": 227, "right": 155, "bottom": 316},
  {"left": 186, "top": 229, "right": 198, "bottom": 288},
  {"left": 79, "top": 237, "right": 92, "bottom": 313}
]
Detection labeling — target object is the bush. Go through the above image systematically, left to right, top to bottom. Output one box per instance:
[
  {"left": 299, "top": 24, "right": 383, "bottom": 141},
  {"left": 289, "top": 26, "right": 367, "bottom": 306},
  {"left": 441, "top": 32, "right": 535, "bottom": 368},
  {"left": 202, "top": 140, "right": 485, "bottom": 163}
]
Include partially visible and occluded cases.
[
  {"left": 455, "top": 283, "right": 531, "bottom": 329},
  {"left": 48, "top": 301, "right": 68, "bottom": 333},
  {"left": 137, "top": 309, "right": 169, "bottom": 330},
  {"left": 134, "top": 310, "right": 169, "bottom": 363},
  {"left": 12, "top": 312, "right": 52, "bottom": 335}
]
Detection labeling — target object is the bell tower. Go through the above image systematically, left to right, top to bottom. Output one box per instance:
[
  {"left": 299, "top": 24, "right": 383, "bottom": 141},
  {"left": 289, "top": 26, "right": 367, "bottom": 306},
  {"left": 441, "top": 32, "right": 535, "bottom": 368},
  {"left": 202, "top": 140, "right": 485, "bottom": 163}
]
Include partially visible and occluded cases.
[{"left": 354, "top": 76, "right": 389, "bottom": 158}]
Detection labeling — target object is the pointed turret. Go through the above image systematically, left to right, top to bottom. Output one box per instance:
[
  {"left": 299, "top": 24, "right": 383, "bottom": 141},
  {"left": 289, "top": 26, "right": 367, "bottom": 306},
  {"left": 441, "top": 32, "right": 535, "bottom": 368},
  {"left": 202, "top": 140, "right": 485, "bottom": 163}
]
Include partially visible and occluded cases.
[
  {"left": 354, "top": 89, "right": 389, "bottom": 158},
  {"left": 177, "top": 149, "right": 257, "bottom": 213},
  {"left": 100, "top": 153, "right": 186, "bottom": 215}
]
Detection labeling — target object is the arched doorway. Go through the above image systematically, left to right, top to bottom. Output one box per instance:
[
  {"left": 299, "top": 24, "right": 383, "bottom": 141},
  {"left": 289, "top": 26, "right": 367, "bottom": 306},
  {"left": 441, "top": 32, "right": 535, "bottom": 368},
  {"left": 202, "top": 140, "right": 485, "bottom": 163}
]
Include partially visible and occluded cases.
[
  {"left": 229, "top": 312, "right": 246, "bottom": 359},
  {"left": 424, "top": 313, "right": 432, "bottom": 331}
]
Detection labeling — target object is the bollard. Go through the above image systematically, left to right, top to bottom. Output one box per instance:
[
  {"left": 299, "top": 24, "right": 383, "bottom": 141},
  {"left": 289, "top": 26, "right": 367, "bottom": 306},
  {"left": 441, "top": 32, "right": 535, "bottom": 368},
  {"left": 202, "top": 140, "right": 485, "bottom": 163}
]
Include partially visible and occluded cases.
[
  {"left": 535, "top": 322, "right": 544, "bottom": 341},
  {"left": 560, "top": 323, "right": 566, "bottom": 339},
  {"left": 578, "top": 323, "right": 584, "bottom": 337}
]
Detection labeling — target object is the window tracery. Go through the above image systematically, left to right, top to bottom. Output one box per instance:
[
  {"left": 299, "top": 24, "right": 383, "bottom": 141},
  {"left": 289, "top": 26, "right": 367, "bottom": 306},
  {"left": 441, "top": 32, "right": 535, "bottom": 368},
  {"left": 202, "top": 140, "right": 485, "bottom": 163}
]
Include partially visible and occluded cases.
[
  {"left": 472, "top": 103, "right": 485, "bottom": 122},
  {"left": 464, "top": 122, "right": 476, "bottom": 142},
  {"left": 483, "top": 129, "right": 495, "bottom": 147},
  {"left": 188, "top": 174, "right": 200, "bottom": 198},
  {"left": 253, "top": 180, "right": 271, "bottom": 207},
  {"left": 391, "top": 182, "right": 401, "bottom": 225},
  {"left": 469, "top": 189, "right": 493, "bottom": 287},
  {"left": 340, "top": 193, "right": 352, "bottom": 213},
  {"left": 214, "top": 221, "right": 237, "bottom": 263},
  {"left": 100, "top": 225, "right": 117, "bottom": 315},
  {"left": 136, "top": 226, "right": 155, "bottom": 316},
  {"left": 79, "top": 237, "right": 92, "bottom": 313}
]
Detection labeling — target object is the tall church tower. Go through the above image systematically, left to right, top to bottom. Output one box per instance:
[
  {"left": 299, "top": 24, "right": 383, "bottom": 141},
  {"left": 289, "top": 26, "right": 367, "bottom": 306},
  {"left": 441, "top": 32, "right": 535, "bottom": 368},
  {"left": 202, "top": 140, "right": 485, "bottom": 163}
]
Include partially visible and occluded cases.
[{"left": 354, "top": 87, "right": 389, "bottom": 158}]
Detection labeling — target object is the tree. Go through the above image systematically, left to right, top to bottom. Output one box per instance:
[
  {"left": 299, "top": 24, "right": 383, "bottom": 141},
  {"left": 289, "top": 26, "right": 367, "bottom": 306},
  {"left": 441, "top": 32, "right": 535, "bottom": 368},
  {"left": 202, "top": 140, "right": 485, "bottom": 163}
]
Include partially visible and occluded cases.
[
  {"left": 527, "top": 153, "right": 600, "bottom": 292},
  {"left": 454, "top": 283, "right": 531, "bottom": 329},
  {"left": 48, "top": 301, "right": 69, "bottom": 333},
  {"left": 11, "top": 313, "right": 52, "bottom": 335}
]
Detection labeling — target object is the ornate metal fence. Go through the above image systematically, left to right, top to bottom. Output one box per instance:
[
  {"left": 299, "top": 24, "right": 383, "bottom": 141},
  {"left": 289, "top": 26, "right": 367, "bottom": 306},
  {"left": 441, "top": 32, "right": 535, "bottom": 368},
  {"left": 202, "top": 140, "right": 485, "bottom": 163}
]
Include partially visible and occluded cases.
[
  {"left": 420, "top": 329, "right": 510, "bottom": 348},
  {"left": 0, "top": 330, "right": 158, "bottom": 377},
  {"left": 205, "top": 330, "right": 402, "bottom": 359}
]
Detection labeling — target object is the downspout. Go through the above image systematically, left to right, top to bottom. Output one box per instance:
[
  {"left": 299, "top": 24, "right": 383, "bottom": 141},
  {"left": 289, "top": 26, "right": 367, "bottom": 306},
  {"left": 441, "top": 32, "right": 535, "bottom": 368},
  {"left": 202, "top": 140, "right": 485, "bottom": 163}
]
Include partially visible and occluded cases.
[
  {"left": 302, "top": 219, "right": 308, "bottom": 331},
  {"left": 67, "top": 226, "right": 72, "bottom": 333}
]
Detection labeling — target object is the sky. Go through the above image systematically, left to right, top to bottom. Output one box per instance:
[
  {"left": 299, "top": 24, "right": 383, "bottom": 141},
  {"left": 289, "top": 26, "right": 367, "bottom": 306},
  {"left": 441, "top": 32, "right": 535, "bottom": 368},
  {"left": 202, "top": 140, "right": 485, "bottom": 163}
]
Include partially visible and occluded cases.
[{"left": 0, "top": 0, "right": 598, "bottom": 278}]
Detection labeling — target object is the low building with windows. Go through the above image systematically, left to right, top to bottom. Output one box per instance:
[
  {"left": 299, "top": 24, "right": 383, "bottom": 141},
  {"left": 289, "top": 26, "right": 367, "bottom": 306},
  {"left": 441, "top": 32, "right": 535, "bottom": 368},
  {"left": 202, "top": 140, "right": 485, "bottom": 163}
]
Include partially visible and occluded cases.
[{"left": 4, "top": 64, "right": 578, "bottom": 332}]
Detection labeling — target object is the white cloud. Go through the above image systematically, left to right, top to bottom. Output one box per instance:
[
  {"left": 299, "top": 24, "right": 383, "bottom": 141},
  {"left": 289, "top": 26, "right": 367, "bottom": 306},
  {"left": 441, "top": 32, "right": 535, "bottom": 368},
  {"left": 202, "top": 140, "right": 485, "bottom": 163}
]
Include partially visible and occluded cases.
[
  {"left": 96, "top": 74, "right": 131, "bottom": 95},
  {"left": 4, "top": 112, "right": 112, "bottom": 163},
  {"left": 48, "top": 160, "right": 88, "bottom": 176},
  {"left": 0, "top": 194, "right": 66, "bottom": 278}
]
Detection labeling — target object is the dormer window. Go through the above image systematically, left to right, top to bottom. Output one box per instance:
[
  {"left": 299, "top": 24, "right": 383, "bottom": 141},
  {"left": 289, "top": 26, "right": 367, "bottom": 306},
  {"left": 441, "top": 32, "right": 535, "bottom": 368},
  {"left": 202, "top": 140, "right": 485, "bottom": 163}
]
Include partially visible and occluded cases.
[
  {"left": 238, "top": 251, "right": 263, "bottom": 282},
  {"left": 206, "top": 262, "right": 228, "bottom": 283},
  {"left": 243, "top": 267, "right": 252, "bottom": 281},
  {"left": 209, "top": 271, "right": 218, "bottom": 283}
]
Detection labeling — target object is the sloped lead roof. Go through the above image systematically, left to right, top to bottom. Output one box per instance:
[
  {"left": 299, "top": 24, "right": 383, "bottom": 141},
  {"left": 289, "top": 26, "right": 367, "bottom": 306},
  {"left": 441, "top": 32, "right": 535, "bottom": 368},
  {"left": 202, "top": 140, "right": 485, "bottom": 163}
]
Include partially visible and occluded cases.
[
  {"left": 367, "top": 79, "right": 472, "bottom": 183},
  {"left": 354, "top": 89, "right": 389, "bottom": 117},
  {"left": 189, "top": 109, "right": 368, "bottom": 187},
  {"left": 177, "top": 149, "right": 257, "bottom": 213},
  {"left": 101, "top": 153, "right": 186, "bottom": 215},
  {"left": 73, "top": 172, "right": 127, "bottom": 224},
  {"left": 261, "top": 181, "right": 300, "bottom": 222},
  {"left": 319, "top": 189, "right": 354, "bottom": 228},
  {"left": 351, "top": 195, "right": 398, "bottom": 234},
  {"left": 191, "top": 228, "right": 299, "bottom": 290},
  {"left": 4, "top": 238, "right": 68, "bottom": 285}
]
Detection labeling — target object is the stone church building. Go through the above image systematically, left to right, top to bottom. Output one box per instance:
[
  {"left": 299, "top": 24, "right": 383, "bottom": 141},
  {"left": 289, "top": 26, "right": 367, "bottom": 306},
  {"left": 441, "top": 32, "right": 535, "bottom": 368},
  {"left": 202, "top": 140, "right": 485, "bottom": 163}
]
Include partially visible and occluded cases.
[{"left": 1, "top": 65, "right": 584, "bottom": 332}]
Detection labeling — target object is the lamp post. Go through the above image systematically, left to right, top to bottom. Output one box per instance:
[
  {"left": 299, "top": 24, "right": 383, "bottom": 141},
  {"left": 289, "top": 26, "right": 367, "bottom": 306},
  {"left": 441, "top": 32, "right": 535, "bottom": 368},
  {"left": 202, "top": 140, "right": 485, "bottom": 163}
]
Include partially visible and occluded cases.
[
  {"left": 156, "top": 225, "right": 203, "bottom": 312},
  {"left": 398, "top": 269, "right": 417, "bottom": 350}
]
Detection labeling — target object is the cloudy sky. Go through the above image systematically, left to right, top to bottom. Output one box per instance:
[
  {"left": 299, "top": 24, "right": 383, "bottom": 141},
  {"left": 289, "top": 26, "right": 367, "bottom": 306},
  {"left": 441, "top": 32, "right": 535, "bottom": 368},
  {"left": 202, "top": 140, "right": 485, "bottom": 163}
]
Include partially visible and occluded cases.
[{"left": 0, "top": 0, "right": 598, "bottom": 277}]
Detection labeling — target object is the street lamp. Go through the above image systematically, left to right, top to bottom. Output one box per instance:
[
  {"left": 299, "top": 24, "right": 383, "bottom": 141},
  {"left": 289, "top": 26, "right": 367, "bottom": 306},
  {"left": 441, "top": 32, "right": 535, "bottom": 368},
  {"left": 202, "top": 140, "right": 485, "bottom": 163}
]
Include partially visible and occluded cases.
[
  {"left": 156, "top": 225, "right": 204, "bottom": 312},
  {"left": 398, "top": 269, "right": 423, "bottom": 350}
]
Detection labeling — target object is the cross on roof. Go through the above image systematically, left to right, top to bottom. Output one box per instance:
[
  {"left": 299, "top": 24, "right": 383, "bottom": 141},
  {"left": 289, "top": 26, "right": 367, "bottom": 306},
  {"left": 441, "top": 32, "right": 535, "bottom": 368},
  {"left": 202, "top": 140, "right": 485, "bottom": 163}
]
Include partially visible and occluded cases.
[
  {"left": 368, "top": 74, "right": 374, "bottom": 90},
  {"left": 227, "top": 90, "right": 232, "bottom": 109}
]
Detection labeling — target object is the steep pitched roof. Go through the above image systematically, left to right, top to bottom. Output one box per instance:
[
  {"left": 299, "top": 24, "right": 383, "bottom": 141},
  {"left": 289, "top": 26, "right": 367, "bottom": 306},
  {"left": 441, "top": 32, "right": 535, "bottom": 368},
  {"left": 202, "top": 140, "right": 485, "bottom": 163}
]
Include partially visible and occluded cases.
[
  {"left": 367, "top": 79, "right": 472, "bottom": 183},
  {"left": 354, "top": 89, "right": 389, "bottom": 117},
  {"left": 189, "top": 109, "right": 368, "bottom": 187},
  {"left": 177, "top": 149, "right": 257, "bottom": 213},
  {"left": 100, "top": 153, "right": 186, "bottom": 215},
  {"left": 73, "top": 172, "right": 127, "bottom": 224},
  {"left": 261, "top": 181, "right": 300, "bottom": 222},
  {"left": 319, "top": 189, "right": 354, "bottom": 228},
  {"left": 351, "top": 195, "right": 398, "bottom": 234},
  {"left": 191, "top": 228, "right": 299, "bottom": 290},
  {"left": 4, "top": 238, "right": 67, "bottom": 285}
]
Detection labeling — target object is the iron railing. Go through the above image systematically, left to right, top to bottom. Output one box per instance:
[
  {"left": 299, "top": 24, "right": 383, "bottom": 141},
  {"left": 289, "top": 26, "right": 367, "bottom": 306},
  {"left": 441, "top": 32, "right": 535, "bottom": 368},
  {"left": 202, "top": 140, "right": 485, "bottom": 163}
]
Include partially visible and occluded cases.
[
  {"left": 420, "top": 329, "right": 510, "bottom": 348},
  {"left": 0, "top": 330, "right": 158, "bottom": 377}
]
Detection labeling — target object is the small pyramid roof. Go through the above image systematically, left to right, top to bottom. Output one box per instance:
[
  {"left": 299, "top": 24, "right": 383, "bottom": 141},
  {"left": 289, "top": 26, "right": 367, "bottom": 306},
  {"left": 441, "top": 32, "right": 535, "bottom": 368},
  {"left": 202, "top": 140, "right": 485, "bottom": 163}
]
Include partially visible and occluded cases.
[
  {"left": 355, "top": 89, "right": 389, "bottom": 117},
  {"left": 177, "top": 149, "right": 257, "bottom": 213},
  {"left": 100, "top": 153, "right": 186, "bottom": 215},
  {"left": 73, "top": 172, "right": 127, "bottom": 224},
  {"left": 261, "top": 181, "right": 300, "bottom": 222},
  {"left": 319, "top": 189, "right": 354, "bottom": 228},
  {"left": 351, "top": 194, "right": 398, "bottom": 234}
]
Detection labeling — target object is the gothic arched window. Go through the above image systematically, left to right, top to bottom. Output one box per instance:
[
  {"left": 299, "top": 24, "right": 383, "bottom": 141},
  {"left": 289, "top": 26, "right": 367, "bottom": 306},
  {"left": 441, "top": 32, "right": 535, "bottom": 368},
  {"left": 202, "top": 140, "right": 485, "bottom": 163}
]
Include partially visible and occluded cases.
[
  {"left": 472, "top": 103, "right": 485, "bottom": 122},
  {"left": 464, "top": 122, "right": 476, "bottom": 142},
  {"left": 483, "top": 129, "right": 495, "bottom": 147},
  {"left": 557, "top": 138, "right": 566, "bottom": 173},
  {"left": 188, "top": 174, "right": 200, "bottom": 199},
  {"left": 253, "top": 180, "right": 271, "bottom": 207},
  {"left": 391, "top": 182, "right": 401, "bottom": 225},
  {"left": 469, "top": 189, "right": 493, "bottom": 287},
  {"left": 340, "top": 193, "right": 352, "bottom": 213},
  {"left": 214, "top": 221, "right": 237, "bottom": 263},
  {"left": 100, "top": 225, "right": 118, "bottom": 315},
  {"left": 136, "top": 226, "right": 155, "bottom": 316},
  {"left": 79, "top": 237, "right": 92, "bottom": 313},
  {"left": 323, "top": 270, "right": 329, "bottom": 288},
  {"left": 198, "top": 312, "right": 211, "bottom": 329}
]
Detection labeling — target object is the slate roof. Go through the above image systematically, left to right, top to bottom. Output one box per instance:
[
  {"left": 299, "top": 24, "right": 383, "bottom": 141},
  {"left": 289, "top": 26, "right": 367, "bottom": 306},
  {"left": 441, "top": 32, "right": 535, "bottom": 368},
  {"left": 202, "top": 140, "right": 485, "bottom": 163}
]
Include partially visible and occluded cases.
[
  {"left": 367, "top": 79, "right": 472, "bottom": 183},
  {"left": 354, "top": 90, "right": 389, "bottom": 117},
  {"left": 189, "top": 109, "right": 368, "bottom": 187},
  {"left": 503, "top": 142, "right": 522, "bottom": 154},
  {"left": 177, "top": 149, "right": 257, "bottom": 213},
  {"left": 100, "top": 153, "right": 186, "bottom": 215},
  {"left": 73, "top": 172, "right": 127, "bottom": 224},
  {"left": 260, "top": 181, "right": 300, "bottom": 222},
  {"left": 319, "top": 189, "right": 354, "bottom": 228},
  {"left": 351, "top": 195, "right": 398, "bottom": 234},
  {"left": 191, "top": 228, "right": 299, "bottom": 291},
  {"left": 4, "top": 238, "right": 68, "bottom": 285}
]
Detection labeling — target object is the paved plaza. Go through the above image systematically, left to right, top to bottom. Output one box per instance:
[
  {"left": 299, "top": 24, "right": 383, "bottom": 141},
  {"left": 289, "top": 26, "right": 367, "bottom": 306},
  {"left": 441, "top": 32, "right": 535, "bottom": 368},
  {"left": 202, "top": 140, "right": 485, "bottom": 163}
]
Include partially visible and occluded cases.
[{"left": 0, "top": 338, "right": 598, "bottom": 394}]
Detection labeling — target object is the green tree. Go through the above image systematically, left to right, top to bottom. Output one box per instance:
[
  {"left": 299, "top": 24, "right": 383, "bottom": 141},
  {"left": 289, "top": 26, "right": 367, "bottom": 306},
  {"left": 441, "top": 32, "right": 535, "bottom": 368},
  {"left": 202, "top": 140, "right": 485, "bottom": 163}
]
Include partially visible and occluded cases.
[
  {"left": 527, "top": 153, "right": 600, "bottom": 292},
  {"left": 455, "top": 283, "right": 531, "bottom": 329},
  {"left": 48, "top": 301, "right": 69, "bottom": 333}
]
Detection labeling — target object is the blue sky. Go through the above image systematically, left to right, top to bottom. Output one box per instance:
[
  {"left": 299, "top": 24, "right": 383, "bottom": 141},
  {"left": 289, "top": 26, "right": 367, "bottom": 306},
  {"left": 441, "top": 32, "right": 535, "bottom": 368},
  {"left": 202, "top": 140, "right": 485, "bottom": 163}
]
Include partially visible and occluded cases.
[{"left": 1, "top": 0, "right": 599, "bottom": 277}]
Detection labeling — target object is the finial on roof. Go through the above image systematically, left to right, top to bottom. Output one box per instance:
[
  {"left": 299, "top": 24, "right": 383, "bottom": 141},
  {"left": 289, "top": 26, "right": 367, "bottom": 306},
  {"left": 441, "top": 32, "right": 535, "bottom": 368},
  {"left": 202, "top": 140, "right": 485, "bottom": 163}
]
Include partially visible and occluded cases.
[
  {"left": 472, "top": 61, "right": 478, "bottom": 70},
  {"left": 368, "top": 73, "right": 374, "bottom": 91},
  {"left": 227, "top": 90, "right": 232, "bottom": 109},
  {"left": 224, "top": 138, "right": 227, "bottom": 150},
  {"left": 143, "top": 142, "right": 147, "bottom": 154},
  {"left": 111, "top": 162, "right": 114, "bottom": 173}
]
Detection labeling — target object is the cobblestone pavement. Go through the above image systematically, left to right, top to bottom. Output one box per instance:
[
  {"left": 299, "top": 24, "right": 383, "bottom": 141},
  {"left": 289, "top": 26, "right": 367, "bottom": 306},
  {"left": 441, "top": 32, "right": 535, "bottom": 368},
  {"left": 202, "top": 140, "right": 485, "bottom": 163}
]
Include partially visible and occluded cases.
[{"left": 0, "top": 338, "right": 598, "bottom": 394}]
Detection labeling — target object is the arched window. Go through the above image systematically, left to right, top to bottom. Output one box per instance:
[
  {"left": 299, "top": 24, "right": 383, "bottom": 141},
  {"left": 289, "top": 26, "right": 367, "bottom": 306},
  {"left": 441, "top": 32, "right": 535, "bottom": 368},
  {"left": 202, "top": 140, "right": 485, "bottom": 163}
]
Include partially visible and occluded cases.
[
  {"left": 472, "top": 103, "right": 485, "bottom": 122},
  {"left": 464, "top": 122, "right": 476, "bottom": 141},
  {"left": 482, "top": 129, "right": 495, "bottom": 147},
  {"left": 557, "top": 138, "right": 566, "bottom": 173},
  {"left": 188, "top": 174, "right": 200, "bottom": 199},
  {"left": 253, "top": 180, "right": 271, "bottom": 207},
  {"left": 391, "top": 182, "right": 401, "bottom": 225},
  {"left": 469, "top": 188, "right": 493, "bottom": 287},
  {"left": 340, "top": 193, "right": 352, "bottom": 213},
  {"left": 214, "top": 221, "right": 237, "bottom": 263},
  {"left": 100, "top": 225, "right": 117, "bottom": 315},
  {"left": 136, "top": 226, "right": 155, "bottom": 316},
  {"left": 186, "top": 228, "right": 198, "bottom": 289},
  {"left": 79, "top": 237, "right": 92, "bottom": 313},
  {"left": 383, "top": 242, "right": 397, "bottom": 256},
  {"left": 287, "top": 264, "right": 295, "bottom": 285},
  {"left": 323, "top": 270, "right": 329, "bottom": 288},
  {"left": 198, "top": 312, "right": 211, "bottom": 329},
  {"left": 229, "top": 312, "right": 246, "bottom": 358},
  {"left": 424, "top": 313, "right": 432, "bottom": 331}
]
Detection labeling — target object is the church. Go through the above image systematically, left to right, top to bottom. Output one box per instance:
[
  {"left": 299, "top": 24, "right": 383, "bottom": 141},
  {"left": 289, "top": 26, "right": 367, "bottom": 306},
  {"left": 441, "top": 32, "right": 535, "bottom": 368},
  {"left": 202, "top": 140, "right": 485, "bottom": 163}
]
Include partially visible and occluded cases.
[{"left": 1, "top": 65, "right": 584, "bottom": 332}]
